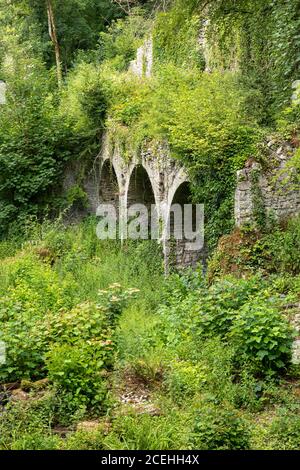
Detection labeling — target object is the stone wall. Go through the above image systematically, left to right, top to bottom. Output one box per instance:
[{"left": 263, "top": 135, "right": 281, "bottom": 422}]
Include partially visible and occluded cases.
[
  {"left": 129, "top": 38, "right": 153, "bottom": 78},
  {"left": 0, "top": 80, "right": 6, "bottom": 105},
  {"left": 63, "top": 136, "right": 206, "bottom": 271},
  {"left": 235, "top": 142, "right": 300, "bottom": 227},
  {"left": 283, "top": 303, "right": 300, "bottom": 365}
]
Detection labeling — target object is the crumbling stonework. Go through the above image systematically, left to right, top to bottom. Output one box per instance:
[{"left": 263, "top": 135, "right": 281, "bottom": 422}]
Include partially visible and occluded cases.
[
  {"left": 129, "top": 37, "right": 153, "bottom": 78},
  {"left": 0, "top": 80, "right": 6, "bottom": 104},
  {"left": 63, "top": 134, "right": 206, "bottom": 271},
  {"left": 101, "top": 138, "right": 205, "bottom": 271},
  {"left": 235, "top": 142, "right": 300, "bottom": 227},
  {"left": 284, "top": 303, "right": 300, "bottom": 365}
]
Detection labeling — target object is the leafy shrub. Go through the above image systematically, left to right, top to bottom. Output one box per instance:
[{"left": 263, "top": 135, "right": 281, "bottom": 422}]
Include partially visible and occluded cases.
[
  {"left": 99, "top": 10, "right": 151, "bottom": 70},
  {"left": 60, "top": 62, "right": 109, "bottom": 133},
  {"left": 208, "top": 217, "right": 300, "bottom": 280},
  {"left": 263, "top": 217, "right": 300, "bottom": 275},
  {"left": 0, "top": 239, "right": 138, "bottom": 382},
  {"left": 0, "top": 257, "right": 79, "bottom": 382},
  {"left": 158, "top": 273, "right": 294, "bottom": 380},
  {"left": 198, "top": 276, "right": 265, "bottom": 338},
  {"left": 97, "top": 284, "right": 140, "bottom": 326},
  {"left": 230, "top": 298, "right": 293, "bottom": 372},
  {"left": 46, "top": 343, "right": 108, "bottom": 409},
  {"left": 128, "top": 347, "right": 166, "bottom": 384},
  {"left": 165, "top": 360, "right": 206, "bottom": 402},
  {"left": 0, "top": 391, "right": 57, "bottom": 449},
  {"left": 191, "top": 406, "right": 251, "bottom": 450},
  {"left": 253, "top": 409, "right": 300, "bottom": 450},
  {"left": 266, "top": 411, "right": 300, "bottom": 450}
]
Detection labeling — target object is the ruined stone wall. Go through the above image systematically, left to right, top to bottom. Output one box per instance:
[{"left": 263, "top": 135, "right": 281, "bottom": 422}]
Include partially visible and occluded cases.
[
  {"left": 129, "top": 38, "right": 153, "bottom": 78},
  {"left": 0, "top": 80, "right": 6, "bottom": 105},
  {"left": 63, "top": 135, "right": 206, "bottom": 271},
  {"left": 235, "top": 142, "right": 300, "bottom": 227},
  {"left": 283, "top": 302, "right": 300, "bottom": 365}
]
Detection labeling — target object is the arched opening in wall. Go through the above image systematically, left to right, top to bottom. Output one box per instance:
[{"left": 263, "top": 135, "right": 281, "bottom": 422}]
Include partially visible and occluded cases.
[
  {"left": 99, "top": 160, "right": 119, "bottom": 216},
  {"left": 127, "top": 165, "right": 158, "bottom": 239},
  {"left": 167, "top": 182, "right": 203, "bottom": 269}
]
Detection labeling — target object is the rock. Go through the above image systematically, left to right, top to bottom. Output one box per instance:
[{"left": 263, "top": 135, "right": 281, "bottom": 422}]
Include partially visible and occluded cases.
[
  {"left": 292, "top": 339, "right": 300, "bottom": 365},
  {"left": 21, "top": 378, "right": 49, "bottom": 392},
  {"left": 1, "top": 381, "right": 21, "bottom": 392},
  {"left": 11, "top": 389, "right": 29, "bottom": 402},
  {"left": 76, "top": 421, "right": 101, "bottom": 433}
]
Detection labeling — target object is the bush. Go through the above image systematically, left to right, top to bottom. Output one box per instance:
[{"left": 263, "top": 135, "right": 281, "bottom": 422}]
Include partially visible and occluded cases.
[
  {"left": 208, "top": 217, "right": 300, "bottom": 279},
  {"left": 0, "top": 238, "right": 138, "bottom": 383},
  {"left": 0, "top": 255, "right": 79, "bottom": 382},
  {"left": 198, "top": 276, "right": 265, "bottom": 339},
  {"left": 230, "top": 298, "right": 293, "bottom": 372},
  {"left": 46, "top": 343, "right": 108, "bottom": 410},
  {"left": 165, "top": 360, "right": 206, "bottom": 402},
  {"left": 0, "top": 391, "right": 57, "bottom": 449},
  {"left": 191, "top": 406, "right": 251, "bottom": 450},
  {"left": 253, "top": 409, "right": 300, "bottom": 450},
  {"left": 267, "top": 411, "right": 300, "bottom": 450}
]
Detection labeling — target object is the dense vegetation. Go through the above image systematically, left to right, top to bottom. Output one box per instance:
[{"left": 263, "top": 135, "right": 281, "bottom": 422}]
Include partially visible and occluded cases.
[
  {"left": 0, "top": 0, "right": 300, "bottom": 451},
  {"left": 0, "top": 218, "right": 300, "bottom": 450}
]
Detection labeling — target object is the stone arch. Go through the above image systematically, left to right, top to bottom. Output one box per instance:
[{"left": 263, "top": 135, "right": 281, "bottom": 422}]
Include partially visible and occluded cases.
[
  {"left": 99, "top": 159, "right": 120, "bottom": 215},
  {"left": 126, "top": 164, "right": 159, "bottom": 237},
  {"left": 126, "top": 164, "right": 157, "bottom": 207},
  {"left": 167, "top": 169, "right": 190, "bottom": 211},
  {"left": 165, "top": 180, "right": 203, "bottom": 270},
  {"left": 167, "top": 181, "right": 194, "bottom": 238}
]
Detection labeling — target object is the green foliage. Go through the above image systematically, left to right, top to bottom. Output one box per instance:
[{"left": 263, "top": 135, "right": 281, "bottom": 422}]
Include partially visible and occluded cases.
[
  {"left": 0, "top": 0, "right": 123, "bottom": 71},
  {"left": 1, "top": 0, "right": 300, "bottom": 452},
  {"left": 199, "top": 0, "right": 300, "bottom": 123},
  {"left": 153, "top": 1, "right": 203, "bottom": 68},
  {"left": 99, "top": 9, "right": 151, "bottom": 71},
  {"left": 0, "top": 39, "right": 85, "bottom": 235},
  {"left": 59, "top": 61, "right": 109, "bottom": 133},
  {"left": 106, "top": 63, "right": 261, "bottom": 247},
  {"left": 275, "top": 147, "right": 300, "bottom": 191},
  {"left": 65, "top": 184, "right": 88, "bottom": 209},
  {"left": 209, "top": 216, "right": 300, "bottom": 279},
  {"left": 262, "top": 217, "right": 300, "bottom": 275},
  {"left": 0, "top": 219, "right": 160, "bottom": 384},
  {"left": 0, "top": 254, "right": 79, "bottom": 382},
  {"left": 158, "top": 273, "right": 293, "bottom": 374},
  {"left": 230, "top": 299, "right": 293, "bottom": 372},
  {"left": 46, "top": 343, "right": 108, "bottom": 409},
  {"left": 165, "top": 360, "right": 206, "bottom": 402},
  {"left": 0, "top": 391, "right": 57, "bottom": 449},
  {"left": 252, "top": 403, "right": 299, "bottom": 450},
  {"left": 191, "top": 405, "right": 250, "bottom": 450},
  {"left": 257, "top": 410, "right": 300, "bottom": 450},
  {"left": 103, "top": 412, "right": 189, "bottom": 450},
  {"left": 63, "top": 428, "right": 105, "bottom": 450},
  {"left": 10, "top": 433, "right": 61, "bottom": 451}
]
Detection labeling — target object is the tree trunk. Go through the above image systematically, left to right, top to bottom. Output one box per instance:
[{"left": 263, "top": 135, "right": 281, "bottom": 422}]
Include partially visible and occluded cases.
[{"left": 46, "top": 0, "right": 62, "bottom": 87}]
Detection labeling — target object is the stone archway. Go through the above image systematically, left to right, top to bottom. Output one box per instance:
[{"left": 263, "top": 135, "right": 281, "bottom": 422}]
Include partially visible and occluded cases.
[
  {"left": 79, "top": 133, "right": 205, "bottom": 270},
  {"left": 99, "top": 159, "right": 120, "bottom": 215},
  {"left": 126, "top": 164, "right": 159, "bottom": 239},
  {"left": 127, "top": 165, "right": 156, "bottom": 207},
  {"left": 165, "top": 181, "right": 204, "bottom": 270}
]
